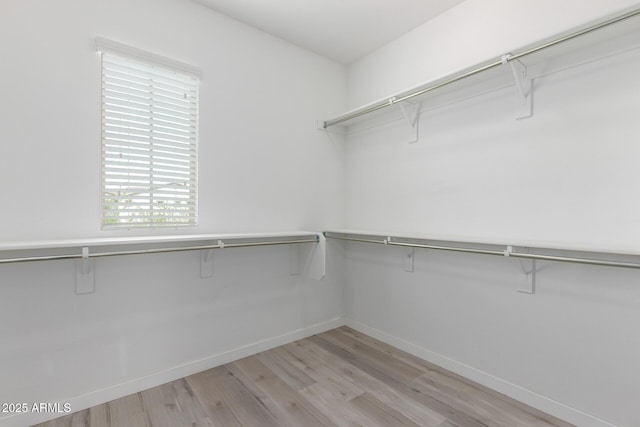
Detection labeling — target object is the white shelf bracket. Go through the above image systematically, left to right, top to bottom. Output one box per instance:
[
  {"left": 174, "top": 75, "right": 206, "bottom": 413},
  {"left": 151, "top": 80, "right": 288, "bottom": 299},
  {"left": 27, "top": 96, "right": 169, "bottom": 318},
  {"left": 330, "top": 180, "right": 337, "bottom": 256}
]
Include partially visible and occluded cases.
[
  {"left": 502, "top": 54, "right": 533, "bottom": 119},
  {"left": 396, "top": 99, "right": 420, "bottom": 143},
  {"left": 306, "top": 234, "right": 325, "bottom": 280},
  {"left": 289, "top": 244, "right": 301, "bottom": 276},
  {"left": 505, "top": 245, "right": 536, "bottom": 293},
  {"left": 75, "top": 246, "right": 95, "bottom": 294},
  {"left": 403, "top": 247, "right": 415, "bottom": 272},
  {"left": 200, "top": 249, "right": 214, "bottom": 278},
  {"left": 517, "top": 259, "right": 537, "bottom": 294}
]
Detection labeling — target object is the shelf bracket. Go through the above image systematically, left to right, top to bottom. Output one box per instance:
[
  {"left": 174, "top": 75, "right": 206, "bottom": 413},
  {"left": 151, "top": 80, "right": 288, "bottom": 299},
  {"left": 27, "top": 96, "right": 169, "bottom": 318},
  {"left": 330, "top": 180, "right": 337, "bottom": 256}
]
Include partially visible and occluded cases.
[
  {"left": 502, "top": 54, "right": 532, "bottom": 119},
  {"left": 395, "top": 98, "right": 420, "bottom": 143},
  {"left": 306, "top": 234, "right": 325, "bottom": 280},
  {"left": 289, "top": 244, "right": 301, "bottom": 276},
  {"left": 504, "top": 245, "right": 535, "bottom": 293},
  {"left": 75, "top": 246, "right": 95, "bottom": 294},
  {"left": 403, "top": 247, "right": 415, "bottom": 272},
  {"left": 200, "top": 249, "right": 214, "bottom": 278},
  {"left": 517, "top": 258, "right": 537, "bottom": 294}
]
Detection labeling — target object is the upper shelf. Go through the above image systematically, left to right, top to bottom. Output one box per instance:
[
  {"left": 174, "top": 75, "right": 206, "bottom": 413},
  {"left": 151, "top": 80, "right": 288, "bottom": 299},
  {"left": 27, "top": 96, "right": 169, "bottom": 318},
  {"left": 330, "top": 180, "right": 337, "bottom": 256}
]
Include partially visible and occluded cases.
[
  {"left": 320, "top": 6, "right": 640, "bottom": 130},
  {"left": 324, "top": 230, "right": 640, "bottom": 270},
  {"left": 0, "top": 231, "right": 320, "bottom": 264}
]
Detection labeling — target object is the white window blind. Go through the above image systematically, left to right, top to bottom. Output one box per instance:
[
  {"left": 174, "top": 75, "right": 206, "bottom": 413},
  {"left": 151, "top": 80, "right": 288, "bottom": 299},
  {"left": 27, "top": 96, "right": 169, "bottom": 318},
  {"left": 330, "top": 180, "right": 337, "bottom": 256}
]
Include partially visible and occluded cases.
[{"left": 100, "top": 46, "right": 198, "bottom": 228}]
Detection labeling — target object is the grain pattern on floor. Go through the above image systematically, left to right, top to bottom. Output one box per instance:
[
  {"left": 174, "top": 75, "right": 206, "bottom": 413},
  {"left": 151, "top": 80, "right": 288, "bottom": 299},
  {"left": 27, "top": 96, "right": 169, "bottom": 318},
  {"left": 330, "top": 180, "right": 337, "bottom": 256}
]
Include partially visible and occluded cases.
[{"left": 34, "top": 327, "right": 574, "bottom": 427}]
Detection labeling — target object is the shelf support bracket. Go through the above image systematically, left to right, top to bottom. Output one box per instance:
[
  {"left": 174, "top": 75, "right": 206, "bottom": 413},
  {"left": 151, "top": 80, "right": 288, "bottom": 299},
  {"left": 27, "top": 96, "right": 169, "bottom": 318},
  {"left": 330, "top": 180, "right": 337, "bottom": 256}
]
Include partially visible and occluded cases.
[
  {"left": 502, "top": 54, "right": 533, "bottom": 119},
  {"left": 395, "top": 98, "right": 420, "bottom": 143},
  {"left": 307, "top": 234, "right": 325, "bottom": 280},
  {"left": 289, "top": 244, "right": 301, "bottom": 276},
  {"left": 505, "top": 245, "right": 536, "bottom": 293},
  {"left": 75, "top": 246, "right": 95, "bottom": 294},
  {"left": 403, "top": 247, "right": 415, "bottom": 272},
  {"left": 200, "top": 249, "right": 214, "bottom": 278},
  {"left": 517, "top": 259, "right": 537, "bottom": 294}
]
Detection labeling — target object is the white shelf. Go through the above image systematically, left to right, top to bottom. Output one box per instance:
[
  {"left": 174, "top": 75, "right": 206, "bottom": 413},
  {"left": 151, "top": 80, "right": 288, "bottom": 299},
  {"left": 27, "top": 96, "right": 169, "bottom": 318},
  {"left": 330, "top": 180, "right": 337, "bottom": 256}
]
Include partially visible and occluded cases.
[
  {"left": 321, "top": 6, "right": 640, "bottom": 130},
  {"left": 325, "top": 230, "right": 640, "bottom": 269},
  {"left": 0, "top": 231, "right": 321, "bottom": 263}
]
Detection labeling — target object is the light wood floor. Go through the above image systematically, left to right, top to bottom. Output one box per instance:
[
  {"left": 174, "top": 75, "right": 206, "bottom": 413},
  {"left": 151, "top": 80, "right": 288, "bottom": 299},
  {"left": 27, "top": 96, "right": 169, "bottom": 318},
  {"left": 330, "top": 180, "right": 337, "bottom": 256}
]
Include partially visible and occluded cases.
[{"left": 35, "top": 327, "right": 574, "bottom": 427}]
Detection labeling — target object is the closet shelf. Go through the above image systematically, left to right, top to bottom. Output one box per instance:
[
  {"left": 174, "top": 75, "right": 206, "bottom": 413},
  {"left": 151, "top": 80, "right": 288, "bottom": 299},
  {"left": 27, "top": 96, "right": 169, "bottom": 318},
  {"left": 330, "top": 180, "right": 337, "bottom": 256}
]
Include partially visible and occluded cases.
[
  {"left": 320, "top": 6, "right": 640, "bottom": 130},
  {"left": 324, "top": 231, "right": 640, "bottom": 270},
  {"left": 0, "top": 232, "right": 320, "bottom": 264}
]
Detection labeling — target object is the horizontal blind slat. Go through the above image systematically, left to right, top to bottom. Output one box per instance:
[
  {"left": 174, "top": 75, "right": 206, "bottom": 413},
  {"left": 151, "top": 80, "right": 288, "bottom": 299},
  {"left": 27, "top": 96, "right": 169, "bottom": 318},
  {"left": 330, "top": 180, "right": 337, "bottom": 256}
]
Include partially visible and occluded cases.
[
  {"left": 102, "top": 54, "right": 199, "bottom": 84},
  {"left": 103, "top": 59, "right": 198, "bottom": 90},
  {"left": 103, "top": 74, "right": 197, "bottom": 101},
  {"left": 102, "top": 82, "right": 196, "bottom": 105},
  {"left": 103, "top": 83, "right": 196, "bottom": 110},
  {"left": 103, "top": 87, "right": 196, "bottom": 115},
  {"left": 103, "top": 94, "right": 196, "bottom": 119},
  {"left": 103, "top": 106, "right": 196, "bottom": 129},
  {"left": 103, "top": 112, "right": 194, "bottom": 133},
  {"left": 103, "top": 120, "right": 195, "bottom": 139},
  {"left": 103, "top": 124, "right": 194, "bottom": 145},
  {"left": 103, "top": 131, "right": 195, "bottom": 149},
  {"left": 104, "top": 132, "right": 194, "bottom": 149},
  {"left": 103, "top": 134, "right": 195, "bottom": 154},
  {"left": 103, "top": 143, "right": 195, "bottom": 157},
  {"left": 104, "top": 153, "right": 195, "bottom": 169},
  {"left": 103, "top": 156, "right": 195, "bottom": 169},
  {"left": 103, "top": 166, "right": 196, "bottom": 176},
  {"left": 104, "top": 169, "right": 195, "bottom": 180},
  {"left": 104, "top": 173, "right": 195, "bottom": 184},
  {"left": 104, "top": 188, "right": 195, "bottom": 195},
  {"left": 104, "top": 190, "right": 195, "bottom": 198},
  {"left": 104, "top": 191, "right": 195, "bottom": 197},
  {"left": 104, "top": 202, "right": 195, "bottom": 208},
  {"left": 103, "top": 208, "right": 196, "bottom": 214},
  {"left": 103, "top": 212, "right": 196, "bottom": 219},
  {"left": 102, "top": 221, "right": 196, "bottom": 226},
  {"left": 103, "top": 222, "right": 196, "bottom": 228}
]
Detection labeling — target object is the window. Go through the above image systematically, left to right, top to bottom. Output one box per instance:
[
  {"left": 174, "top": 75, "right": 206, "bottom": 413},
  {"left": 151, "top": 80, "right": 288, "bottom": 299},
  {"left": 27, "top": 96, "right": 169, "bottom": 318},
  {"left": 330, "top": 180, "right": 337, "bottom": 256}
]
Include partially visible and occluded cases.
[{"left": 97, "top": 38, "right": 199, "bottom": 228}]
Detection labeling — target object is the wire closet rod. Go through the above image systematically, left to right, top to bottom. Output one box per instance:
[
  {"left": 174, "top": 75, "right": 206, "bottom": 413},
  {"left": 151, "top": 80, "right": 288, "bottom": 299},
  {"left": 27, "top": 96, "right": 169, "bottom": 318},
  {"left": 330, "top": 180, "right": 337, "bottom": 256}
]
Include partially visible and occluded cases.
[
  {"left": 322, "top": 6, "right": 640, "bottom": 128},
  {"left": 324, "top": 233, "right": 640, "bottom": 269},
  {"left": 0, "top": 236, "right": 319, "bottom": 265}
]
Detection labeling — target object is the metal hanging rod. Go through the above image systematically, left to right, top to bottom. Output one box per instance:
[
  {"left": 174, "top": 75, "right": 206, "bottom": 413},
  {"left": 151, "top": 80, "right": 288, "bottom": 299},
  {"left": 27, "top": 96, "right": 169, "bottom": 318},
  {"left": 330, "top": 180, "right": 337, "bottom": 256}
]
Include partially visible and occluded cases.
[
  {"left": 322, "top": 6, "right": 640, "bottom": 129},
  {"left": 324, "top": 232, "right": 640, "bottom": 270},
  {"left": 0, "top": 235, "right": 319, "bottom": 265}
]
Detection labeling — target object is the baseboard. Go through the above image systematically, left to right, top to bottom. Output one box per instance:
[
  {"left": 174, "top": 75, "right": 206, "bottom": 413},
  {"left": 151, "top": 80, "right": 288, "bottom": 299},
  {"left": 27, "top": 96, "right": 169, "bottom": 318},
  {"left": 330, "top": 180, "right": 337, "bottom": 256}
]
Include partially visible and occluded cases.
[
  {"left": 2, "top": 317, "right": 345, "bottom": 427},
  {"left": 6, "top": 317, "right": 616, "bottom": 427},
  {"left": 343, "top": 319, "right": 617, "bottom": 427}
]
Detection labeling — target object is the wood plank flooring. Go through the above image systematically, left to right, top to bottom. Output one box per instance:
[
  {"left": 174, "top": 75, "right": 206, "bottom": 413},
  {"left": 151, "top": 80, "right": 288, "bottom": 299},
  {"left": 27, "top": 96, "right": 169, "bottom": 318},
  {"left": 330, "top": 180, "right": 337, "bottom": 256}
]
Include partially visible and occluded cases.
[{"left": 34, "top": 327, "right": 574, "bottom": 427}]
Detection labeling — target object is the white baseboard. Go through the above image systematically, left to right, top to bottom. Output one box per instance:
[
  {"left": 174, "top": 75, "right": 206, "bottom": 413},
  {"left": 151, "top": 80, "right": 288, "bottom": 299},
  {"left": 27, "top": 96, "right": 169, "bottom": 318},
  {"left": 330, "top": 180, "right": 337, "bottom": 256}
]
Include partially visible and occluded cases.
[
  {"left": 2, "top": 317, "right": 345, "bottom": 427},
  {"left": 5, "top": 317, "right": 616, "bottom": 427},
  {"left": 343, "top": 319, "right": 617, "bottom": 427}
]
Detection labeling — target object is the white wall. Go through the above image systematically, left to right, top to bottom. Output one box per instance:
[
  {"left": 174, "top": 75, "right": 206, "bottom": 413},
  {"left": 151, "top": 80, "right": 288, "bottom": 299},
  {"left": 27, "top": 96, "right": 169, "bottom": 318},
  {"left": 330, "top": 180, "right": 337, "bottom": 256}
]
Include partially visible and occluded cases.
[
  {"left": 0, "top": 0, "right": 346, "bottom": 241},
  {"left": 0, "top": 1, "right": 346, "bottom": 426},
  {"left": 343, "top": 1, "right": 640, "bottom": 426},
  {"left": 346, "top": 45, "right": 640, "bottom": 253},
  {"left": 343, "top": 241, "right": 640, "bottom": 427},
  {"left": 0, "top": 243, "right": 345, "bottom": 427}
]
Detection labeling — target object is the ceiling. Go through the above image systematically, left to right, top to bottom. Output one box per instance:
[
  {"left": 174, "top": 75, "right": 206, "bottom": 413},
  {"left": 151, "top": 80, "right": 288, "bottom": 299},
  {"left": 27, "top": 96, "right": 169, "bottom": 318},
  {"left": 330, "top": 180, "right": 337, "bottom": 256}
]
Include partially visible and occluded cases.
[{"left": 192, "top": 0, "right": 466, "bottom": 64}]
